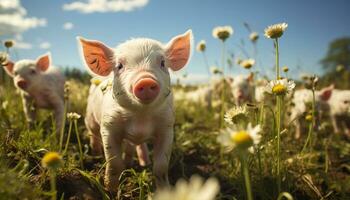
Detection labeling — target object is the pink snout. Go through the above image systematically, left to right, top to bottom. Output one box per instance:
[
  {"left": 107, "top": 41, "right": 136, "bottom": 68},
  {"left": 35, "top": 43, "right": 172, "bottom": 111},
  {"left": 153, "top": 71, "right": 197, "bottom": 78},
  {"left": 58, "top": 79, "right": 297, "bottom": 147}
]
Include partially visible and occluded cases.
[
  {"left": 133, "top": 78, "right": 160, "bottom": 104},
  {"left": 16, "top": 79, "right": 28, "bottom": 89}
]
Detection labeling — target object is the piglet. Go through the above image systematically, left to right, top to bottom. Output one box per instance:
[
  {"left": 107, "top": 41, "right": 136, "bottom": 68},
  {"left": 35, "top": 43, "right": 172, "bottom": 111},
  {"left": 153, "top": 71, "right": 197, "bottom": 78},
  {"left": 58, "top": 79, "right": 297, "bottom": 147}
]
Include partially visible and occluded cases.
[
  {"left": 78, "top": 30, "right": 192, "bottom": 192},
  {"left": 3, "top": 53, "right": 65, "bottom": 135},
  {"left": 230, "top": 73, "right": 254, "bottom": 105},
  {"left": 290, "top": 85, "right": 333, "bottom": 139},
  {"left": 328, "top": 89, "right": 350, "bottom": 137}
]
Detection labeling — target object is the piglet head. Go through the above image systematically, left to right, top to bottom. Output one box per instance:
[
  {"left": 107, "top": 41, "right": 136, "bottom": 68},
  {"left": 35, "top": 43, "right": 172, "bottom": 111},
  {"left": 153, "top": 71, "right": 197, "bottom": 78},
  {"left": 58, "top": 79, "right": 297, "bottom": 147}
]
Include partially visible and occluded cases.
[
  {"left": 78, "top": 30, "right": 192, "bottom": 109},
  {"left": 3, "top": 53, "right": 51, "bottom": 91},
  {"left": 231, "top": 74, "right": 252, "bottom": 105}
]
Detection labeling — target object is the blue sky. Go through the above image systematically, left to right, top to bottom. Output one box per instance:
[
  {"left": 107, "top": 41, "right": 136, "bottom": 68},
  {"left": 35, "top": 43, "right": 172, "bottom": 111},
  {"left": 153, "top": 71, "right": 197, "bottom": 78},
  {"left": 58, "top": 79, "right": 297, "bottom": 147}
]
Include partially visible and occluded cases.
[{"left": 1, "top": 0, "right": 350, "bottom": 81}]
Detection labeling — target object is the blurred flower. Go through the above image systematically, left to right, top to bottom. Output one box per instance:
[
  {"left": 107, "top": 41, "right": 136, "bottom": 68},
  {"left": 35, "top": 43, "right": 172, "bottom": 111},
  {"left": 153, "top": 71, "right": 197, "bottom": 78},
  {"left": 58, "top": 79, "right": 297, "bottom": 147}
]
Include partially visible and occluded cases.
[
  {"left": 264, "top": 23, "right": 288, "bottom": 39},
  {"left": 212, "top": 26, "right": 233, "bottom": 42},
  {"left": 249, "top": 32, "right": 259, "bottom": 42},
  {"left": 4, "top": 40, "right": 14, "bottom": 48},
  {"left": 196, "top": 40, "right": 206, "bottom": 52},
  {"left": 0, "top": 52, "right": 8, "bottom": 65},
  {"left": 235, "top": 58, "right": 242, "bottom": 65},
  {"left": 240, "top": 59, "right": 255, "bottom": 69},
  {"left": 336, "top": 64, "right": 345, "bottom": 72},
  {"left": 210, "top": 66, "right": 222, "bottom": 75},
  {"left": 283, "top": 66, "right": 289, "bottom": 72},
  {"left": 300, "top": 74, "right": 311, "bottom": 81},
  {"left": 90, "top": 77, "right": 102, "bottom": 86},
  {"left": 265, "top": 79, "right": 295, "bottom": 96},
  {"left": 64, "top": 82, "right": 70, "bottom": 100},
  {"left": 2, "top": 101, "right": 8, "bottom": 109},
  {"left": 224, "top": 105, "right": 248, "bottom": 124},
  {"left": 67, "top": 112, "right": 81, "bottom": 120},
  {"left": 305, "top": 114, "right": 313, "bottom": 122},
  {"left": 218, "top": 123, "right": 261, "bottom": 152},
  {"left": 41, "top": 152, "right": 62, "bottom": 169},
  {"left": 152, "top": 175, "right": 220, "bottom": 200}
]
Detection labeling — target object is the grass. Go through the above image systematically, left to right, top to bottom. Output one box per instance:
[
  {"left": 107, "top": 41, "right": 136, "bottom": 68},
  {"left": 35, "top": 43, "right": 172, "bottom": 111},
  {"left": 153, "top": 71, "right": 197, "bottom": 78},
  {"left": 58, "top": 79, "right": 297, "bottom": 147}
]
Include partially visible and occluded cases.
[{"left": 0, "top": 74, "right": 350, "bottom": 200}]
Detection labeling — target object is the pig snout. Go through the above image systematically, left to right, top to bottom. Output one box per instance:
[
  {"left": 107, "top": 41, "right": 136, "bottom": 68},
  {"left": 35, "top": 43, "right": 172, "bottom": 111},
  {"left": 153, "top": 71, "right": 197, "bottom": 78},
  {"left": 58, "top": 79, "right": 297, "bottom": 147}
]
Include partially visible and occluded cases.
[
  {"left": 133, "top": 78, "right": 160, "bottom": 104},
  {"left": 16, "top": 79, "right": 28, "bottom": 89},
  {"left": 237, "top": 90, "right": 244, "bottom": 99}
]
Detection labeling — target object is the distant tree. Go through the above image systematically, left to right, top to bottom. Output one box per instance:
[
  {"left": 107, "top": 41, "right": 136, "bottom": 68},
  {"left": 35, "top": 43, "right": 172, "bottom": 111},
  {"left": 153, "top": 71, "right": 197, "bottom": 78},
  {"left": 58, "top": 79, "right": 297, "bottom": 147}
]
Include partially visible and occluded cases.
[{"left": 321, "top": 37, "right": 350, "bottom": 71}]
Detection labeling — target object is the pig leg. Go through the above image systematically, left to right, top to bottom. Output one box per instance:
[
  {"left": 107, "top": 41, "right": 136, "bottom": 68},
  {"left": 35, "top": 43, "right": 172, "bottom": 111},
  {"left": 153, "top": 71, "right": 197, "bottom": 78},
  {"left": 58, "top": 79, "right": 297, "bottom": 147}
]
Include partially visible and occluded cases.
[
  {"left": 22, "top": 95, "right": 36, "bottom": 128},
  {"left": 53, "top": 102, "right": 64, "bottom": 138},
  {"left": 331, "top": 115, "right": 340, "bottom": 134},
  {"left": 344, "top": 116, "right": 350, "bottom": 138},
  {"left": 85, "top": 117, "right": 102, "bottom": 155},
  {"left": 294, "top": 119, "right": 301, "bottom": 139},
  {"left": 101, "top": 127, "right": 124, "bottom": 192},
  {"left": 153, "top": 128, "right": 173, "bottom": 188},
  {"left": 124, "top": 142, "right": 135, "bottom": 167},
  {"left": 136, "top": 144, "right": 150, "bottom": 167}
]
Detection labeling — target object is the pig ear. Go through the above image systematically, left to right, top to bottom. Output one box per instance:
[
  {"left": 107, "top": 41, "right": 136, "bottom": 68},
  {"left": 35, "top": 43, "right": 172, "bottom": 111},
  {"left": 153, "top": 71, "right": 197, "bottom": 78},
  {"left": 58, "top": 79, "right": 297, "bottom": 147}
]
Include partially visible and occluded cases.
[
  {"left": 165, "top": 30, "right": 193, "bottom": 71},
  {"left": 77, "top": 37, "right": 115, "bottom": 76},
  {"left": 36, "top": 53, "right": 51, "bottom": 71},
  {"left": 3, "top": 61, "right": 15, "bottom": 77},
  {"left": 247, "top": 72, "right": 254, "bottom": 82},
  {"left": 319, "top": 84, "right": 334, "bottom": 101}
]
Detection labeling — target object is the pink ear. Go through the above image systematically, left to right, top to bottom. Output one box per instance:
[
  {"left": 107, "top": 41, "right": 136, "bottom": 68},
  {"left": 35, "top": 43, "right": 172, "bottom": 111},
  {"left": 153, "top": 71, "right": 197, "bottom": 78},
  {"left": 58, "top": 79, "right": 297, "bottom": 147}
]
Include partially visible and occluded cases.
[
  {"left": 165, "top": 30, "right": 193, "bottom": 71},
  {"left": 78, "top": 37, "right": 115, "bottom": 76},
  {"left": 36, "top": 53, "right": 51, "bottom": 71},
  {"left": 3, "top": 61, "right": 14, "bottom": 77},
  {"left": 247, "top": 72, "right": 254, "bottom": 82},
  {"left": 319, "top": 84, "right": 334, "bottom": 101}
]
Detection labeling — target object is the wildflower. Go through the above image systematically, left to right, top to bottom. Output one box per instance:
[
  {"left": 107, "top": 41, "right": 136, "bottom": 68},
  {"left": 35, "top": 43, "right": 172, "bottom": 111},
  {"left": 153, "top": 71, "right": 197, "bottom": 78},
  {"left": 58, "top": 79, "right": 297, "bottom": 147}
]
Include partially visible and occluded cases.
[
  {"left": 264, "top": 23, "right": 288, "bottom": 39},
  {"left": 212, "top": 26, "right": 233, "bottom": 42},
  {"left": 249, "top": 32, "right": 259, "bottom": 42},
  {"left": 4, "top": 40, "right": 14, "bottom": 48},
  {"left": 196, "top": 40, "right": 206, "bottom": 52},
  {"left": 0, "top": 52, "right": 8, "bottom": 65},
  {"left": 240, "top": 59, "right": 255, "bottom": 69},
  {"left": 336, "top": 64, "right": 344, "bottom": 72},
  {"left": 210, "top": 66, "right": 222, "bottom": 75},
  {"left": 283, "top": 66, "right": 289, "bottom": 72},
  {"left": 90, "top": 77, "right": 102, "bottom": 86},
  {"left": 265, "top": 79, "right": 295, "bottom": 96},
  {"left": 64, "top": 82, "right": 70, "bottom": 100},
  {"left": 2, "top": 101, "right": 8, "bottom": 109},
  {"left": 224, "top": 105, "right": 248, "bottom": 124},
  {"left": 67, "top": 112, "right": 81, "bottom": 120},
  {"left": 305, "top": 114, "right": 313, "bottom": 122},
  {"left": 218, "top": 123, "right": 261, "bottom": 152},
  {"left": 41, "top": 152, "right": 62, "bottom": 169},
  {"left": 152, "top": 175, "right": 220, "bottom": 200}
]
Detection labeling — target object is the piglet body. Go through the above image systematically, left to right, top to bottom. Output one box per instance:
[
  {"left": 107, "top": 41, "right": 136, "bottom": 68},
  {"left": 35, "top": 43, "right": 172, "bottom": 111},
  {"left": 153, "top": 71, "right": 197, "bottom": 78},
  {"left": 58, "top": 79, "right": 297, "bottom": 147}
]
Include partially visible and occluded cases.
[
  {"left": 79, "top": 30, "right": 192, "bottom": 192},
  {"left": 3, "top": 54, "right": 65, "bottom": 134},
  {"left": 328, "top": 89, "right": 350, "bottom": 137}
]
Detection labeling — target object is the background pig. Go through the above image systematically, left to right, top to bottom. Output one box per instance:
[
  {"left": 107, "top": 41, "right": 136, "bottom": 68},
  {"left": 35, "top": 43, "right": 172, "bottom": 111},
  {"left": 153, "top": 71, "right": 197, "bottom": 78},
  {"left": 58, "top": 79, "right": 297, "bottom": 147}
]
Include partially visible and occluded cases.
[
  {"left": 79, "top": 30, "right": 192, "bottom": 192},
  {"left": 3, "top": 53, "right": 65, "bottom": 135},
  {"left": 230, "top": 74, "right": 254, "bottom": 105},
  {"left": 174, "top": 85, "right": 212, "bottom": 108},
  {"left": 290, "top": 85, "right": 333, "bottom": 139},
  {"left": 328, "top": 89, "right": 350, "bottom": 137}
]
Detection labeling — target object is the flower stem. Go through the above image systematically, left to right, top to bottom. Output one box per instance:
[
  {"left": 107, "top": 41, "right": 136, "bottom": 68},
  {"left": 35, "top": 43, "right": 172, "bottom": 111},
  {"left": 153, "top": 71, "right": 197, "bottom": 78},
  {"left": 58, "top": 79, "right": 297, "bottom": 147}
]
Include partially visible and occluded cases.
[
  {"left": 275, "top": 38, "right": 282, "bottom": 194},
  {"left": 275, "top": 39, "right": 280, "bottom": 79},
  {"left": 220, "top": 41, "right": 226, "bottom": 128},
  {"left": 202, "top": 52, "right": 211, "bottom": 78},
  {"left": 59, "top": 102, "right": 68, "bottom": 152},
  {"left": 74, "top": 120, "right": 84, "bottom": 169},
  {"left": 63, "top": 121, "right": 73, "bottom": 156},
  {"left": 241, "top": 154, "right": 253, "bottom": 200},
  {"left": 50, "top": 170, "right": 57, "bottom": 200}
]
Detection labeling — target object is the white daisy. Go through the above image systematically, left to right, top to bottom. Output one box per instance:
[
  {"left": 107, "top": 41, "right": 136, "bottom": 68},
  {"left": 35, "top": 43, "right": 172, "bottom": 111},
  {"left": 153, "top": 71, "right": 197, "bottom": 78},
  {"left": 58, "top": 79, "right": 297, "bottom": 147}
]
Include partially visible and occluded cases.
[
  {"left": 264, "top": 23, "right": 288, "bottom": 39},
  {"left": 212, "top": 26, "right": 234, "bottom": 41},
  {"left": 249, "top": 32, "right": 259, "bottom": 42},
  {"left": 196, "top": 40, "right": 206, "bottom": 52},
  {"left": 240, "top": 59, "right": 255, "bottom": 69},
  {"left": 210, "top": 66, "right": 222, "bottom": 75},
  {"left": 265, "top": 79, "right": 295, "bottom": 96},
  {"left": 224, "top": 105, "right": 248, "bottom": 125},
  {"left": 67, "top": 112, "right": 81, "bottom": 120},
  {"left": 217, "top": 123, "right": 261, "bottom": 153},
  {"left": 151, "top": 175, "right": 220, "bottom": 200}
]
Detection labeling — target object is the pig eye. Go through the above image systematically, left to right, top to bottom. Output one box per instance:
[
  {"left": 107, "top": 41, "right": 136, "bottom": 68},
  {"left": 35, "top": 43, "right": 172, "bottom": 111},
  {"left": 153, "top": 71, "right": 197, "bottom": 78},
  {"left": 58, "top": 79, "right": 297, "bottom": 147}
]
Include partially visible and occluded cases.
[
  {"left": 161, "top": 60, "right": 165, "bottom": 68},
  {"left": 116, "top": 63, "right": 124, "bottom": 71},
  {"left": 30, "top": 69, "right": 36, "bottom": 74},
  {"left": 344, "top": 100, "right": 349, "bottom": 104}
]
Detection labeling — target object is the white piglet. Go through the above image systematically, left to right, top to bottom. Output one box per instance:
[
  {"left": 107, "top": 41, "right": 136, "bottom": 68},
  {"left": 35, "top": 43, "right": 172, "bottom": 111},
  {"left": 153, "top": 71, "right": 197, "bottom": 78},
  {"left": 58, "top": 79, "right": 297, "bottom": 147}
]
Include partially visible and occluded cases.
[
  {"left": 79, "top": 30, "right": 192, "bottom": 192},
  {"left": 3, "top": 53, "right": 65, "bottom": 135},
  {"left": 230, "top": 74, "right": 254, "bottom": 105},
  {"left": 328, "top": 89, "right": 350, "bottom": 137}
]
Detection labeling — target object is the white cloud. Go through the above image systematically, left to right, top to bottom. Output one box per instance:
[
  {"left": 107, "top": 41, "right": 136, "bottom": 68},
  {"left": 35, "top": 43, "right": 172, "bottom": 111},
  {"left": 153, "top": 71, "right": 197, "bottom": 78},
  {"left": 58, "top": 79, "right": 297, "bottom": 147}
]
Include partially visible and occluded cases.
[
  {"left": 0, "top": 0, "right": 46, "bottom": 35},
  {"left": 63, "top": 0, "right": 149, "bottom": 13},
  {"left": 63, "top": 22, "right": 74, "bottom": 30},
  {"left": 39, "top": 42, "right": 51, "bottom": 49}
]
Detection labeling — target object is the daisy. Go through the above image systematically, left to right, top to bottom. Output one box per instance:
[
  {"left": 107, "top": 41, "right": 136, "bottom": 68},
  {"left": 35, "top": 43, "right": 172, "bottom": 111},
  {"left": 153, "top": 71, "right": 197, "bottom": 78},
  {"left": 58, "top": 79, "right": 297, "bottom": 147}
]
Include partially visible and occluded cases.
[
  {"left": 264, "top": 23, "right": 288, "bottom": 39},
  {"left": 212, "top": 26, "right": 233, "bottom": 41},
  {"left": 249, "top": 32, "right": 259, "bottom": 42},
  {"left": 196, "top": 40, "right": 206, "bottom": 52},
  {"left": 240, "top": 59, "right": 255, "bottom": 69},
  {"left": 210, "top": 66, "right": 222, "bottom": 75},
  {"left": 265, "top": 79, "right": 295, "bottom": 96},
  {"left": 224, "top": 105, "right": 248, "bottom": 125},
  {"left": 67, "top": 112, "right": 81, "bottom": 120},
  {"left": 217, "top": 123, "right": 261, "bottom": 152},
  {"left": 152, "top": 175, "right": 219, "bottom": 200}
]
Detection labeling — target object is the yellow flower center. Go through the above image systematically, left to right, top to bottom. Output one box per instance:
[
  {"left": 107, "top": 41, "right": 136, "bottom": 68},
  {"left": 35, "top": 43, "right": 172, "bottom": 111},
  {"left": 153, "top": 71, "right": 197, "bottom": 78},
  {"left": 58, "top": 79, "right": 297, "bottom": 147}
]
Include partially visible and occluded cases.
[
  {"left": 217, "top": 31, "right": 230, "bottom": 41},
  {"left": 198, "top": 44, "right": 206, "bottom": 52},
  {"left": 243, "top": 63, "right": 253, "bottom": 69},
  {"left": 272, "top": 84, "right": 287, "bottom": 95},
  {"left": 305, "top": 114, "right": 313, "bottom": 122},
  {"left": 231, "top": 131, "right": 253, "bottom": 148},
  {"left": 42, "top": 152, "right": 62, "bottom": 169}
]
